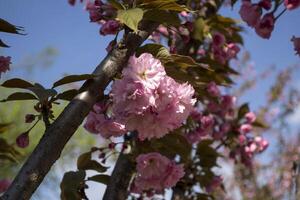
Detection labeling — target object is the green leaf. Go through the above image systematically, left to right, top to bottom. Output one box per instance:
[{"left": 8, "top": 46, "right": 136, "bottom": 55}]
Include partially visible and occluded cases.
[
  {"left": 107, "top": 0, "right": 125, "bottom": 10},
  {"left": 139, "top": 0, "right": 188, "bottom": 12},
  {"left": 117, "top": 8, "right": 144, "bottom": 32},
  {"left": 143, "top": 10, "right": 181, "bottom": 26},
  {"left": 0, "top": 18, "right": 24, "bottom": 35},
  {"left": 192, "top": 18, "right": 209, "bottom": 41},
  {"left": 0, "top": 39, "right": 9, "bottom": 48},
  {"left": 136, "top": 43, "right": 171, "bottom": 62},
  {"left": 167, "top": 54, "right": 205, "bottom": 69},
  {"left": 52, "top": 74, "right": 96, "bottom": 88},
  {"left": 1, "top": 78, "right": 34, "bottom": 89},
  {"left": 28, "top": 84, "right": 57, "bottom": 101},
  {"left": 56, "top": 89, "right": 78, "bottom": 101},
  {"left": 0, "top": 92, "right": 37, "bottom": 102},
  {"left": 238, "top": 103, "right": 250, "bottom": 119},
  {"left": 252, "top": 119, "right": 269, "bottom": 129},
  {"left": 0, "top": 123, "right": 12, "bottom": 133},
  {"left": 0, "top": 138, "right": 20, "bottom": 162},
  {"left": 197, "top": 140, "right": 220, "bottom": 168},
  {"left": 77, "top": 152, "right": 108, "bottom": 173},
  {"left": 0, "top": 153, "right": 18, "bottom": 162},
  {"left": 60, "top": 171, "right": 86, "bottom": 200},
  {"left": 87, "top": 174, "right": 110, "bottom": 185}
]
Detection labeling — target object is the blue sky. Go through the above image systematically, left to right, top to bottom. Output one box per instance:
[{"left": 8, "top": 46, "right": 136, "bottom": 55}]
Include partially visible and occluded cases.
[{"left": 0, "top": 1, "right": 299, "bottom": 199}]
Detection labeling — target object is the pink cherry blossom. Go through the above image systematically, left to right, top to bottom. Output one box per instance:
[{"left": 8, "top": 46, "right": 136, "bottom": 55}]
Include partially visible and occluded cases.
[
  {"left": 85, "top": 0, "right": 104, "bottom": 22},
  {"left": 258, "top": 0, "right": 272, "bottom": 10},
  {"left": 284, "top": 0, "right": 300, "bottom": 10},
  {"left": 239, "top": 1, "right": 262, "bottom": 27},
  {"left": 255, "top": 13, "right": 275, "bottom": 39},
  {"left": 100, "top": 20, "right": 120, "bottom": 36},
  {"left": 212, "top": 32, "right": 225, "bottom": 47},
  {"left": 291, "top": 36, "right": 300, "bottom": 56},
  {"left": 226, "top": 43, "right": 240, "bottom": 59},
  {"left": 122, "top": 53, "right": 166, "bottom": 90},
  {"left": 111, "top": 54, "right": 195, "bottom": 140},
  {"left": 0, "top": 56, "right": 11, "bottom": 78},
  {"left": 124, "top": 76, "right": 195, "bottom": 140},
  {"left": 112, "top": 78, "right": 155, "bottom": 116},
  {"left": 206, "top": 82, "right": 220, "bottom": 97},
  {"left": 221, "top": 95, "right": 236, "bottom": 110},
  {"left": 84, "top": 103, "right": 126, "bottom": 138},
  {"left": 245, "top": 112, "right": 256, "bottom": 123},
  {"left": 201, "top": 115, "right": 215, "bottom": 130},
  {"left": 239, "top": 124, "right": 253, "bottom": 134},
  {"left": 186, "top": 128, "right": 209, "bottom": 144},
  {"left": 254, "top": 136, "right": 269, "bottom": 152},
  {"left": 134, "top": 153, "right": 185, "bottom": 193},
  {"left": 0, "top": 179, "right": 11, "bottom": 193}
]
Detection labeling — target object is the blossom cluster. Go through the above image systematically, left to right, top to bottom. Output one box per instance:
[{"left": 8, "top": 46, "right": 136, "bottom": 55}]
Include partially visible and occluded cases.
[
  {"left": 69, "top": 0, "right": 121, "bottom": 36},
  {"left": 239, "top": 0, "right": 300, "bottom": 39},
  {"left": 151, "top": 22, "right": 240, "bottom": 65},
  {"left": 211, "top": 32, "right": 240, "bottom": 65},
  {"left": 84, "top": 53, "right": 196, "bottom": 141},
  {"left": 0, "top": 56, "right": 11, "bottom": 78},
  {"left": 185, "top": 81, "right": 268, "bottom": 167},
  {"left": 186, "top": 82, "right": 237, "bottom": 144},
  {"left": 131, "top": 152, "right": 185, "bottom": 194}
]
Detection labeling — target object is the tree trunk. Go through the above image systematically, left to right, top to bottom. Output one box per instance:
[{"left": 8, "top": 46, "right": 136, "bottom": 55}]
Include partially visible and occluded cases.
[{"left": 1, "top": 21, "right": 157, "bottom": 200}]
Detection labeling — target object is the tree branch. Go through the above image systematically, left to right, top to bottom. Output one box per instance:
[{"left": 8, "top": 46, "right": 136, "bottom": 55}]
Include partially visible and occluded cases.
[
  {"left": 1, "top": 21, "right": 158, "bottom": 200},
  {"left": 103, "top": 153, "right": 134, "bottom": 200}
]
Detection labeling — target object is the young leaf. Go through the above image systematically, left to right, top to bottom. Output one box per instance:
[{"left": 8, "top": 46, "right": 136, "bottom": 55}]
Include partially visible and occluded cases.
[
  {"left": 107, "top": 0, "right": 125, "bottom": 10},
  {"left": 140, "top": 0, "right": 188, "bottom": 12},
  {"left": 117, "top": 8, "right": 144, "bottom": 32},
  {"left": 143, "top": 10, "right": 181, "bottom": 26},
  {"left": 0, "top": 18, "right": 25, "bottom": 35},
  {"left": 0, "top": 39, "right": 9, "bottom": 48},
  {"left": 136, "top": 43, "right": 171, "bottom": 62},
  {"left": 52, "top": 74, "right": 96, "bottom": 88},
  {"left": 1, "top": 78, "right": 34, "bottom": 89},
  {"left": 28, "top": 84, "right": 57, "bottom": 101},
  {"left": 56, "top": 89, "right": 78, "bottom": 101},
  {"left": 0, "top": 92, "right": 37, "bottom": 102},
  {"left": 238, "top": 103, "right": 250, "bottom": 119},
  {"left": 0, "top": 123, "right": 12, "bottom": 133},
  {"left": 77, "top": 151, "right": 108, "bottom": 173},
  {"left": 60, "top": 170, "right": 86, "bottom": 200},
  {"left": 87, "top": 174, "right": 110, "bottom": 185}
]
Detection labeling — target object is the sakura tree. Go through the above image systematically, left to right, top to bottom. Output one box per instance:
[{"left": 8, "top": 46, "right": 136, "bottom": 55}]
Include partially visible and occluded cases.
[{"left": 0, "top": 0, "right": 299, "bottom": 200}]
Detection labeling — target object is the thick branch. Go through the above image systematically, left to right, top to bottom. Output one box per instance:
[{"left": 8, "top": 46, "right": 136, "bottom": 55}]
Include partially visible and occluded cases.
[
  {"left": 1, "top": 21, "right": 157, "bottom": 200},
  {"left": 103, "top": 153, "right": 134, "bottom": 200}
]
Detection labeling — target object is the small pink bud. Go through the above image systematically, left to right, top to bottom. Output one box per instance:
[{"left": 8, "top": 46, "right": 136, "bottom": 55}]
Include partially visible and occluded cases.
[
  {"left": 258, "top": 0, "right": 272, "bottom": 10},
  {"left": 206, "top": 82, "right": 220, "bottom": 97},
  {"left": 245, "top": 112, "right": 256, "bottom": 123},
  {"left": 25, "top": 114, "right": 35, "bottom": 123},
  {"left": 239, "top": 124, "right": 253, "bottom": 134},
  {"left": 16, "top": 131, "right": 29, "bottom": 148},
  {"left": 239, "top": 134, "right": 247, "bottom": 144},
  {"left": 108, "top": 142, "right": 116, "bottom": 149}
]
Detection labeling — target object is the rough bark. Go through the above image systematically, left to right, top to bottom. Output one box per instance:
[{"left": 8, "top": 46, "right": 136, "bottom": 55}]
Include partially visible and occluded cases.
[
  {"left": 1, "top": 21, "right": 157, "bottom": 200},
  {"left": 102, "top": 153, "right": 134, "bottom": 200}
]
